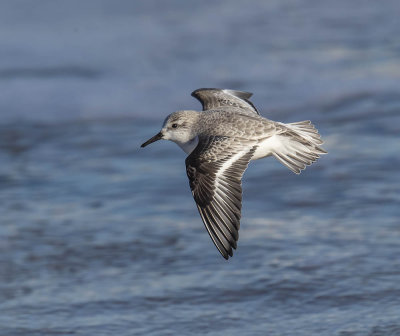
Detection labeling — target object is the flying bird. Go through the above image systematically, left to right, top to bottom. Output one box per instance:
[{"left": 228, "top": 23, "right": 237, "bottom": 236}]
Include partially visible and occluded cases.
[{"left": 141, "top": 88, "right": 327, "bottom": 259}]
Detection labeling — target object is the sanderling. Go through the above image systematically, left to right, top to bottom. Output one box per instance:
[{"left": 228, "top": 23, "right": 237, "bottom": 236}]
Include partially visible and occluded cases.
[{"left": 141, "top": 88, "right": 327, "bottom": 259}]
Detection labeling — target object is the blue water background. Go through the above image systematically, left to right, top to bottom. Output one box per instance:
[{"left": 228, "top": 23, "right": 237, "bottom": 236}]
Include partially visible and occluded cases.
[{"left": 1, "top": 1, "right": 400, "bottom": 335}]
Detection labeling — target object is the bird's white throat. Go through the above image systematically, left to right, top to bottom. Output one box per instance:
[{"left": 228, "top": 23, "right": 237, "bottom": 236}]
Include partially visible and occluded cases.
[{"left": 175, "top": 136, "right": 199, "bottom": 154}]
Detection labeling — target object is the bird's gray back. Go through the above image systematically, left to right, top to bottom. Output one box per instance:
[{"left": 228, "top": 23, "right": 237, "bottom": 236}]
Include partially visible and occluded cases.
[{"left": 197, "top": 109, "right": 276, "bottom": 140}]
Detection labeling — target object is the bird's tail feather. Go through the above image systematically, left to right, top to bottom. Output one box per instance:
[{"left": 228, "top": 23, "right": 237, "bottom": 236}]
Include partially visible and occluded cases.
[{"left": 272, "top": 121, "right": 327, "bottom": 174}]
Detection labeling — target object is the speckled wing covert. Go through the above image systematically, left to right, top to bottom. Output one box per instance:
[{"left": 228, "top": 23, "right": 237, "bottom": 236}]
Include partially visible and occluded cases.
[
  {"left": 191, "top": 88, "right": 260, "bottom": 115},
  {"left": 185, "top": 135, "right": 257, "bottom": 259}
]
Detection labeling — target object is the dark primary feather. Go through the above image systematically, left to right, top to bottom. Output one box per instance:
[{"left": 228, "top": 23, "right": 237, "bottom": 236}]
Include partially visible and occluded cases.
[
  {"left": 191, "top": 88, "right": 260, "bottom": 115},
  {"left": 185, "top": 135, "right": 256, "bottom": 259}
]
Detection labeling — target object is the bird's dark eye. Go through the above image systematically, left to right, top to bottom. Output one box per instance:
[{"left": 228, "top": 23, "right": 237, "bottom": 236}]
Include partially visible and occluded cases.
[{"left": 172, "top": 123, "right": 178, "bottom": 128}]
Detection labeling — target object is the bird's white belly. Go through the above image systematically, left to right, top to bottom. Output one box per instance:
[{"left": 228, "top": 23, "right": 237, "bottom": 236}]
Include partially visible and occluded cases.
[
  {"left": 251, "top": 135, "right": 279, "bottom": 160},
  {"left": 175, "top": 136, "right": 199, "bottom": 154}
]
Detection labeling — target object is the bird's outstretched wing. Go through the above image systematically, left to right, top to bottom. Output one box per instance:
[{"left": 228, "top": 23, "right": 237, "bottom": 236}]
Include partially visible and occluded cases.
[
  {"left": 191, "top": 88, "right": 260, "bottom": 115},
  {"left": 185, "top": 135, "right": 257, "bottom": 259}
]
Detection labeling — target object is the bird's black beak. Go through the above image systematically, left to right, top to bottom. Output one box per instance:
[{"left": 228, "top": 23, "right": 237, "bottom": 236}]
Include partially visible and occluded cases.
[{"left": 141, "top": 132, "right": 163, "bottom": 148}]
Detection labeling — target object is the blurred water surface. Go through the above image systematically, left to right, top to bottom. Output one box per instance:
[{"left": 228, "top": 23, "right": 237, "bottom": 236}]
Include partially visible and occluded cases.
[{"left": 1, "top": 1, "right": 400, "bottom": 335}]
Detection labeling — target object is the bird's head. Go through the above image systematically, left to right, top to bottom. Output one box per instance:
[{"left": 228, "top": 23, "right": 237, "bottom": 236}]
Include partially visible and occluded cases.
[{"left": 141, "top": 110, "right": 200, "bottom": 147}]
